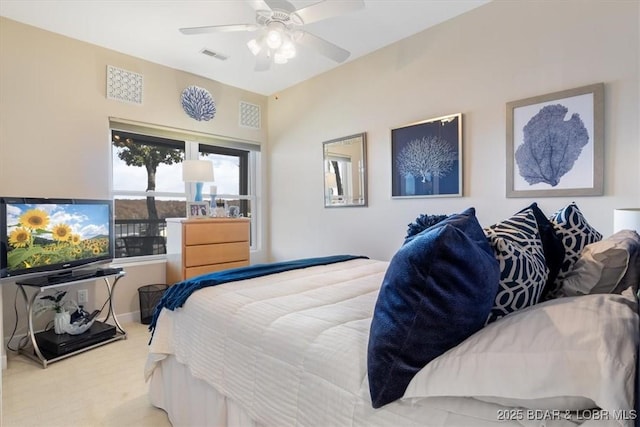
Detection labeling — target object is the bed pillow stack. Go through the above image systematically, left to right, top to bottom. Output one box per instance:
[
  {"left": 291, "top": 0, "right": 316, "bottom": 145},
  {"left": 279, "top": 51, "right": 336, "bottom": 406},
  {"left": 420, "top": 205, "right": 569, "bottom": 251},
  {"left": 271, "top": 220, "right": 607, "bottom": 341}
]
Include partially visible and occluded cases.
[
  {"left": 367, "top": 202, "right": 628, "bottom": 409},
  {"left": 400, "top": 204, "right": 638, "bottom": 415},
  {"left": 367, "top": 207, "right": 500, "bottom": 408},
  {"left": 483, "top": 208, "right": 549, "bottom": 324}
]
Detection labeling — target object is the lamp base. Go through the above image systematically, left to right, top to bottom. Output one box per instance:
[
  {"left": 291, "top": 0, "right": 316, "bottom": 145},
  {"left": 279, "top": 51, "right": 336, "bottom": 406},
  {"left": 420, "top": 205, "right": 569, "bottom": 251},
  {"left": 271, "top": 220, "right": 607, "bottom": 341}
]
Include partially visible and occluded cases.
[{"left": 195, "top": 182, "right": 204, "bottom": 202}]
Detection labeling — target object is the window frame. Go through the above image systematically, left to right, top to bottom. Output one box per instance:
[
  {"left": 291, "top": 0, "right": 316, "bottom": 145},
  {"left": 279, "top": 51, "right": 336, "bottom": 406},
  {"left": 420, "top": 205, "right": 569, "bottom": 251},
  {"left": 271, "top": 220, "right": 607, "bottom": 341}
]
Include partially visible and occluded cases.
[{"left": 110, "top": 126, "right": 259, "bottom": 261}]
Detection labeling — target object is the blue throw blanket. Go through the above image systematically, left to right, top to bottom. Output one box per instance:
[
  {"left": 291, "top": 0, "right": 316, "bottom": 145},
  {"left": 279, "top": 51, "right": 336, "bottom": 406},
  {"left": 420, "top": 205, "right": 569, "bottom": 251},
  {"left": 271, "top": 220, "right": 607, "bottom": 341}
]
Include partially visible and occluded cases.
[{"left": 148, "top": 254, "right": 367, "bottom": 335}]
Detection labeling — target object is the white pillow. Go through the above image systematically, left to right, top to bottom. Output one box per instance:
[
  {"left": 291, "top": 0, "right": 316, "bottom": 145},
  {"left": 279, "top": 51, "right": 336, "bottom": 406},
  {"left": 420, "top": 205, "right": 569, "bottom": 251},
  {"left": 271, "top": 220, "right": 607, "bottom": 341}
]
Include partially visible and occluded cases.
[
  {"left": 561, "top": 230, "right": 640, "bottom": 296},
  {"left": 402, "top": 289, "right": 638, "bottom": 412}
]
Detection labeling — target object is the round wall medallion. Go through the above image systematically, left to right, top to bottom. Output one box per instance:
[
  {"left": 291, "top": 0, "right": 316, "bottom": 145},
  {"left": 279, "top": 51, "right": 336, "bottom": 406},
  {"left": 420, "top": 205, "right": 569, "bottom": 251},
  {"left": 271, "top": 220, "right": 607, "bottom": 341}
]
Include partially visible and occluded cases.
[{"left": 181, "top": 85, "right": 216, "bottom": 121}]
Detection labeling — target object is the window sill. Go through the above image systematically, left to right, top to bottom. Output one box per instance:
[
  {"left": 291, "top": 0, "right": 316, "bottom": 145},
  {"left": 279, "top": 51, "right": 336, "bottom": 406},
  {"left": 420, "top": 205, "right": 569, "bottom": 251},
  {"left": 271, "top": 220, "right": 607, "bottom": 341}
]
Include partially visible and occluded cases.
[{"left": 111, "top": 256, "right": 166, "bottom": 269}]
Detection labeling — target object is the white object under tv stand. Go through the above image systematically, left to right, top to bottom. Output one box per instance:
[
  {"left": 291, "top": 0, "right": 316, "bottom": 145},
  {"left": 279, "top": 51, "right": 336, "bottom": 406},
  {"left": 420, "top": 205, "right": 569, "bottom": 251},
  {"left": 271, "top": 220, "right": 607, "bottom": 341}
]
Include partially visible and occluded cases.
[{"left": 15, "top": 271, "right": 127, "bottom": 368}]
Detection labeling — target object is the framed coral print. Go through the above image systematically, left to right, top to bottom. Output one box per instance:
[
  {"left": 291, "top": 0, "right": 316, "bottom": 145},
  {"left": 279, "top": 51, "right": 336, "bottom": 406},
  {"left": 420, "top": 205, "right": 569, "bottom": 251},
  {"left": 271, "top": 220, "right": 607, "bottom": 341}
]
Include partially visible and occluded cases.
[
  {"left": 506, "top": 83, "right": 604, "bottom": 198},
  {"left": 391, "top": 113, "right": 462, "bottom": 198}
]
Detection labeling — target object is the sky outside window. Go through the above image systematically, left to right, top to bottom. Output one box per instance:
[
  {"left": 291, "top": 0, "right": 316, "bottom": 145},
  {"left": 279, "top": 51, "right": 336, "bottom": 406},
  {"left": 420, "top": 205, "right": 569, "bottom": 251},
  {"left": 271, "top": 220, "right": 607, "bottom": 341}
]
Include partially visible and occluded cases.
[{"left": 112, "top": 147, "right": 241, "bottom": 195}]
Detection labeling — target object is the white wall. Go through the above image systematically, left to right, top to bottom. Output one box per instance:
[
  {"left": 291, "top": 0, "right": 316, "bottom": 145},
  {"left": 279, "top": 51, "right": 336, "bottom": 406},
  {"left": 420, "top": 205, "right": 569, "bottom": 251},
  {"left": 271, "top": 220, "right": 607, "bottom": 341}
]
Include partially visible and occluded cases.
[{"left": 267, "top": 0, "right": 640, "bottom": 262}]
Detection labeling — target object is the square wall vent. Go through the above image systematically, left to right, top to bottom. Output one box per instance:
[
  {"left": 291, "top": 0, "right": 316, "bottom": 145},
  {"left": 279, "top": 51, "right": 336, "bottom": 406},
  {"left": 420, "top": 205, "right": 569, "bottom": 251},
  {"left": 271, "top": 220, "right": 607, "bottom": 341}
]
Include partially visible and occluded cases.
[
  {"left": 106, "top": 65, "right": 143, "bottom": 105},
  {"left": 239, "top": 101, "right": 261, "bottom": 129}
]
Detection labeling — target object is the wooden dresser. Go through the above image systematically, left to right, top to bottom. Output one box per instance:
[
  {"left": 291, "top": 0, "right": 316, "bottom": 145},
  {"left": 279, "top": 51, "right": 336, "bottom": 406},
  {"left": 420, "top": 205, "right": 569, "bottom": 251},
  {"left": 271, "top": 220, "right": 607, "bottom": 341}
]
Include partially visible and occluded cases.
[{"left": 166, "top": 217, "right": 250, "bottom": 284}]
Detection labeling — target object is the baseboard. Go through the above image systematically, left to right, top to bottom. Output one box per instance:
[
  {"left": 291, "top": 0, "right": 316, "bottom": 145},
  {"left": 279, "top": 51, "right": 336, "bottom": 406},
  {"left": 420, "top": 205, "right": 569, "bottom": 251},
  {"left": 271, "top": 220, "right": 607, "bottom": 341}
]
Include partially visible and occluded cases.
[
  {"left": 3, "top": 310, "right": 141, "bottom": 370},
  {"left": 115, "top": 310, "right": 140, "bottom": 325}
]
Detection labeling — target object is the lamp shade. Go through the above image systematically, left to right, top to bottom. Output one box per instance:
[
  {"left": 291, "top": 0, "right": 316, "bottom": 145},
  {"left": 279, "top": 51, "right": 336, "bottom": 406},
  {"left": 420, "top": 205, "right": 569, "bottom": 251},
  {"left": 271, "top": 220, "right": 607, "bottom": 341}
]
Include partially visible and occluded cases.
[
  {"left": 182, "top": 160, "right": 214, "bottom": 182},
  {"left": 613, "top": 208, "right": 640, "bottom": 233}
]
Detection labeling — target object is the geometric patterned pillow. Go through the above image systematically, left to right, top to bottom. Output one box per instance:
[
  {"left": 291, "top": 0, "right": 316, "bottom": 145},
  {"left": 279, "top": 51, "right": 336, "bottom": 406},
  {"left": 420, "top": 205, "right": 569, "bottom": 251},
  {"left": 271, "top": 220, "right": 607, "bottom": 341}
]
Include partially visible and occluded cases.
[
  {"left": 547, "top": 202, "right": 603, "bottom": 299},
  {"left": 484, "top": 208, "right": 549, "bottom": 324}
]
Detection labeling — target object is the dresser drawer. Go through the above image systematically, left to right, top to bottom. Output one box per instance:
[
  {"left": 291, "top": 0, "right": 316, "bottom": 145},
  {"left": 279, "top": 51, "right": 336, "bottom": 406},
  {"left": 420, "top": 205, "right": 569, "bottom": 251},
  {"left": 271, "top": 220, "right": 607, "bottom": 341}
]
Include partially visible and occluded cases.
[
  {"left": 166, "top": 217, "right": 251, "bottom": 284},
  {"left": 184, "top": 221, "right": 248, "bottom": 245},
  {"left": 184, "top": 241, "right": 249, "bottom": 267},
  {"left": 184, "top": 260, "right": 249, "bottom": 279}
]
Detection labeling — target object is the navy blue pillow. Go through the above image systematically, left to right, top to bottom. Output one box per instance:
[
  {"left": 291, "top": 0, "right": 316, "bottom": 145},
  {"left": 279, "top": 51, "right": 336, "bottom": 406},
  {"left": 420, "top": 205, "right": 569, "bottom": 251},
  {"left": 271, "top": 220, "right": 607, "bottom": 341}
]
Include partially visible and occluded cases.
[
  {"left": 519, "top": 203, "right": 565, "bottom": 300},
  {"left": 405, "top": 207, "right": 485, "bottom": 245},
  {"left": 367, "top": 209, "right": 500, "bottom": 408},
  {"left": 404, "top": 213, "right": 449, "bottom": 242}
]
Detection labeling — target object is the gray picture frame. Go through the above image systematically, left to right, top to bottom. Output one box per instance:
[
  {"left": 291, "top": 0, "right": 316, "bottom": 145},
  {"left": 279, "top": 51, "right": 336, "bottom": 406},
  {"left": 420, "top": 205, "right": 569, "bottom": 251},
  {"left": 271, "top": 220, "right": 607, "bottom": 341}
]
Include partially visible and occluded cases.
[
  {"left": 506, "top": 83, "right": 604, "bottom": 198},
  {"left": 391, "top": 113, "right": 463, "bottom": 198},
  {"left": 323, "top": 132, "right": 368, "bottom": 208}
]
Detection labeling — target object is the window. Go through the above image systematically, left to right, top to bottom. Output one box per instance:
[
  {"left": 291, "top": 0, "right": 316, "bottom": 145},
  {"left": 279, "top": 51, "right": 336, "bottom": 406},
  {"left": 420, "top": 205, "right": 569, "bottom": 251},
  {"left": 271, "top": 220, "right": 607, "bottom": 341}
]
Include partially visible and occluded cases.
[
  {"left": 111, "top": 126, "right": 258, "bottom": 259},
  {"left": 200, "top": 145, "right": 251, "bottom": 220}
]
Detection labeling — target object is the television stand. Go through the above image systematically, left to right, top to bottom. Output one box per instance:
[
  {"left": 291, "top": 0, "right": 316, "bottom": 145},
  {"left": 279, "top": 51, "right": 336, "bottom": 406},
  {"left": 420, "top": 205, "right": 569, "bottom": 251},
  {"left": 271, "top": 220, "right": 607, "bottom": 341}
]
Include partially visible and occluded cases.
[
  {"left": 16, "top": 267, "right": 123, "bottom": 286},
  {"left": 15, "top": 271, "right": 126, "bottom": 368}
]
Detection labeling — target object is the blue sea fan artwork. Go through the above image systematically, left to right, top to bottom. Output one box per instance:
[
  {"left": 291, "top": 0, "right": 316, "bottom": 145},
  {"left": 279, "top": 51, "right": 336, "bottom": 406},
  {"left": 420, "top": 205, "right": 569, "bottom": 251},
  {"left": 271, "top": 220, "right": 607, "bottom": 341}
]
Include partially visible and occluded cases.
[
  {"left": 181, "top": 85, "right": 216, "bottom": 121},
  {"left": 515, "top": 104, "right": 589, "bottom": 187}
]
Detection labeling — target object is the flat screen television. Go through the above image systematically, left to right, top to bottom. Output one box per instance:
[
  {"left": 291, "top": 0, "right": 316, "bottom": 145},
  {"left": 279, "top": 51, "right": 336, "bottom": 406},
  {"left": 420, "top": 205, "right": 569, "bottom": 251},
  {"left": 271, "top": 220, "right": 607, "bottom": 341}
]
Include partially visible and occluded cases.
[{"left": 0, "top": 197, "right": 114, "bottom": 283}]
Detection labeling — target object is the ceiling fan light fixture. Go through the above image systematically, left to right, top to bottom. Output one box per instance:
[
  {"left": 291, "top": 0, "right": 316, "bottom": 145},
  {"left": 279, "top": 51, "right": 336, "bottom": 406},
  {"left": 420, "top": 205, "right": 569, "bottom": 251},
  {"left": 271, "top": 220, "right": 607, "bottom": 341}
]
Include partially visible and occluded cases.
[
  {"left": 180, "top": 0, "right": 363, "bottom": 72},
  {"left": 265, "top": 22, "right": 285, "bottom": 49},
  {"left": 266, "top": 30, "right": 283, "bottom": 49},
  {"left": 247, "top": 38, "right": 263, "bottom": 56},
  {"left": 280, "top": 39, "right": 296, "bottom": 59},
  {"left": 273, "top": 52, "right": 288, "bottom": 64}
]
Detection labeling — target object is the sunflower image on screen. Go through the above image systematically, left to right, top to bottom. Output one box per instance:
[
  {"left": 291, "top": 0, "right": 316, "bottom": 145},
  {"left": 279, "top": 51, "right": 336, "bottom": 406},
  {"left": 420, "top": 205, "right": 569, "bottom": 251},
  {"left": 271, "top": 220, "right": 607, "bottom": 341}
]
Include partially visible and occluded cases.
[{"left": 6, "top": 204, "right": 110, "bottom": 272}]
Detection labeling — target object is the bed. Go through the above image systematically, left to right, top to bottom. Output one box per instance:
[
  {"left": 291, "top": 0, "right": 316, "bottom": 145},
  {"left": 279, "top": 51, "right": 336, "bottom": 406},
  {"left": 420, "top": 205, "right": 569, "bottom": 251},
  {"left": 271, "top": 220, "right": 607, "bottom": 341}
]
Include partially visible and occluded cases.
[{"left": 145, "top": 203, "right": 640, "bottom": 427}]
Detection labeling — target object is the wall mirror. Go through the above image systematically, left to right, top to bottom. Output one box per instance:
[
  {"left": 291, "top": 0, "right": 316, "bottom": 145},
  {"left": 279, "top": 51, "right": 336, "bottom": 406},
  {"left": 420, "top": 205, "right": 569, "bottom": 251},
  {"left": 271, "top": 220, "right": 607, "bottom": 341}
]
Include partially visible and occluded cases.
[{"left": 323, "top": 132, "right": 367, "bottom": 207}]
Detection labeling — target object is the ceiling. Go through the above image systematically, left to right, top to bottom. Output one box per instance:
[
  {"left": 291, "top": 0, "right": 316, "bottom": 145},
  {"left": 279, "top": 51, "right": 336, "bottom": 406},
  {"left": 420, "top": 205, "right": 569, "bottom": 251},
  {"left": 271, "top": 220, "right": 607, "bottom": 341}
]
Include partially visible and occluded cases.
[{"left": 0, "top": 0, "right": 490, "bottom": 96}]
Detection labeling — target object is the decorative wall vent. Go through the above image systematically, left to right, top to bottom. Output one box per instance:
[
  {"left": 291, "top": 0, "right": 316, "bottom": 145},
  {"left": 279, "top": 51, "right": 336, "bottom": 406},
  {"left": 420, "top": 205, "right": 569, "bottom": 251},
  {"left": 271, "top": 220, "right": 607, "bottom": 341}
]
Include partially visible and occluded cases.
[
  {"left": 106, "top": 65, "right": 143, "bottom": 105},
  {"left": 239, "top": 101, "right": 261, "bottom": 129}
]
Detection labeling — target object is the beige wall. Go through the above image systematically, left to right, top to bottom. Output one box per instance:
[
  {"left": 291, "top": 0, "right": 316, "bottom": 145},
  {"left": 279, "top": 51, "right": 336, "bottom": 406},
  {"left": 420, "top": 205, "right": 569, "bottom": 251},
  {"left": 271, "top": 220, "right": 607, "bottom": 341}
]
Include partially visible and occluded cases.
[
  {"left": 1, "top": 0, "right": 639, "bottom": 354},
  {"left": 268, "top": 0, "right": 640, "bottom": 262},
  {"left": 0, "top": 18, "right": 268, "bottom": 341}
]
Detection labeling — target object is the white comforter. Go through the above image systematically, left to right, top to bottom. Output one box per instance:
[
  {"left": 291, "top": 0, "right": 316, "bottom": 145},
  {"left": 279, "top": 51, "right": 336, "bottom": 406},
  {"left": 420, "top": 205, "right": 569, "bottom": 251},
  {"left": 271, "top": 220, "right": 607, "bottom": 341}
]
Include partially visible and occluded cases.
[{"left": 146, "top": 258, "right": 615, "bottom": 427}]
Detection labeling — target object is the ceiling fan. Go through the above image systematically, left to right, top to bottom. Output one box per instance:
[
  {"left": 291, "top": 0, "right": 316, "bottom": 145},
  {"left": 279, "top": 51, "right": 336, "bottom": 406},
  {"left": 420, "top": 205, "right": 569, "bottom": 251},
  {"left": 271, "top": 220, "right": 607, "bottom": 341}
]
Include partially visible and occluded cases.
[{"left": 179, "top": 0, "right": 365, "bottom": 71}]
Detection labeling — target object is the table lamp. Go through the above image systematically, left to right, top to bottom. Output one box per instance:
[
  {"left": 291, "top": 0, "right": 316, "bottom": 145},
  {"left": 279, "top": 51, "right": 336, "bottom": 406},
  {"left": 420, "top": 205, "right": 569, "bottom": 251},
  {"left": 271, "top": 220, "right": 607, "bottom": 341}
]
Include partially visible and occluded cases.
[
  {"left": 182, "top": 159, "right": 214, "bottom": 201},
  {"left": 613, "top": 208, "right": 640, "bottom": 233}
]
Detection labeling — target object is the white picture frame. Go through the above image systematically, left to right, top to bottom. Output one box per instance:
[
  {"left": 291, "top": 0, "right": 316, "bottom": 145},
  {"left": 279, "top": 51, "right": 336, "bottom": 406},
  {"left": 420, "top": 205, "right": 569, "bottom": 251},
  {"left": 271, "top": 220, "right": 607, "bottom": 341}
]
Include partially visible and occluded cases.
[{"left": 187, "top": 202, "right": 209, "bottom": 219}]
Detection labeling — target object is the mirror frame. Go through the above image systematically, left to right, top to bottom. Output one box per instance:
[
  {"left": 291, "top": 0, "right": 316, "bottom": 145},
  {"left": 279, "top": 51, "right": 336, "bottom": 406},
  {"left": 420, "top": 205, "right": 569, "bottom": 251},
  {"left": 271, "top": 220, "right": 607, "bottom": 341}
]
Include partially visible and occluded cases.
[{"left": 323, "top": 132, "right": 367, "bottom": 208}]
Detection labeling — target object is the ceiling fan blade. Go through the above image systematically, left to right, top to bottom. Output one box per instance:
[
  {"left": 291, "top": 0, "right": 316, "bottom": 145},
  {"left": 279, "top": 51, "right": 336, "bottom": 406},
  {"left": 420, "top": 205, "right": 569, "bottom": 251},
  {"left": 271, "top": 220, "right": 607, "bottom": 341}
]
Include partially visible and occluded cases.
[
  {"left": 246, "top": 0, "right": 272, "bottom": 11},
  {"left": 263, "top": 0, "right": 296, "bottom": 13},
  {"left": 294, "top": 0, "right": 365, "bottom": 25},
  {"left": 179, "top": 24, "right": 258, "bottom": 35},
  {"left": 297, "top": 31, "right": 351, "bottom": 63},
  {"left": 254, "top": 51, "right": 271, "bottom": 72}
]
